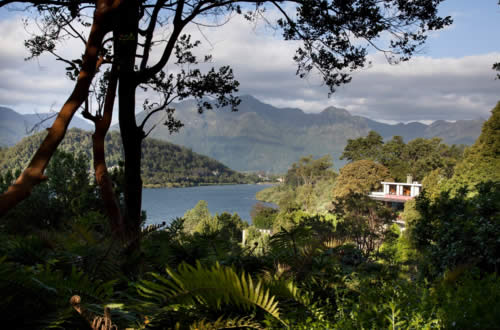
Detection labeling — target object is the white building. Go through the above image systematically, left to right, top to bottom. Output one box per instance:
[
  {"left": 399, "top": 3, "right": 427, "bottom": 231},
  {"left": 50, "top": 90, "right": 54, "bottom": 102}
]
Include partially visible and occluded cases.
[
  {"left": 368, "top": 175, "right": 422, "bottom": 204},
  {"left": 369, "top": 175, "right": 422, "bottom": 230}
]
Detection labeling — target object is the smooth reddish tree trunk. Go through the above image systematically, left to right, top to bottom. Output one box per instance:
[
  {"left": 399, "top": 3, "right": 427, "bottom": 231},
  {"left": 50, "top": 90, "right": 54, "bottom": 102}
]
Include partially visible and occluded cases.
[
  {"left": 0, "top": 0, "right": 120, "bottom": 217},
  {"left": 85, "top": 65, "right": 125, "bottom": 239}
]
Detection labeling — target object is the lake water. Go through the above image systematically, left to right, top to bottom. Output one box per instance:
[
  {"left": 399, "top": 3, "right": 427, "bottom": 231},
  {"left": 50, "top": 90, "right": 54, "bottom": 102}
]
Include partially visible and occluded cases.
[{"left": 142, "top": 184, "right": 275, "bottom": 225}]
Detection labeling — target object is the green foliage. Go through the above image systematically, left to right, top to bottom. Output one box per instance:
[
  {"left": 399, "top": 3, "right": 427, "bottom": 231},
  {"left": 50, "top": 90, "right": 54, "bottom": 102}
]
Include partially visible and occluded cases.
[
  {"left": 476, "top": 101, "right": 500, "bottom": 157},
  {"left": 445, "top": 102, "right": 500, "bottom": 195},
  {"left": 2, "top": 109, "right": 498, "bottom": 328},
  {"left": 0, "top": 128, "right": 255, "bottom": 188},
  {"left": 341, "top": 131, "right": 383, "bottom": 162},
  {"left": 341, "top": 132, "right": 465, "bottom": 181},
  {"left": 1, "top": 150, "right": 101, "bottom": 234},
  {"left": 257, "top": 155, "right": 337, "bottom": 219},
  {"left": 285, "top": 155, "right": 336, "bottom": 187},
  {"left": 333, "top": 160, "right": 392, "bottom": 199},
  {"left": 421, "top": 168, "right": 448, "bottom": 201},
  {"left": 411, "top": 182, "right": 500, "bottom": 275},
  {"left": 332, "top": 193, "right": 394, "bottom": 256},
  {"left": 401, "top": 198, "right": 420, "bottom": 224},
  {"left": 183, "top": 200, "right": 212, "bottom": 234},
  {"left": 251, "top": 203, "right": 278, "bottom": 229},
  {"left": 212, "top": 212, "right": 248, "bottom": 243},
  {"left": 379, "top": 224, "right": 401, "bottom": 264},
  {"left": 242, "top": 226, "right": 273, "bottom": 258},
  {"left": 0, "top": 258, "right": 118, "bottom": 329},
  {"left": 134, "top": 261, "right": 285, "bottom": 328},
  {"left": 434, "top": 271, "right": 500, "bottom": 328},
  {"left": 332, "top": 275, "right": 441, "bottom": 329},
  {"left": 189, "top": 316, "right": 264, "bottom": 329}
]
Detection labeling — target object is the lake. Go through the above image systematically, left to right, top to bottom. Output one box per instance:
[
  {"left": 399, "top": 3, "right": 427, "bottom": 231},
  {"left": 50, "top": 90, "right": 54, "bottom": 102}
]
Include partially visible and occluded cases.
[{"left": 142, "top": 184, "right": 275, "bottom": 225}]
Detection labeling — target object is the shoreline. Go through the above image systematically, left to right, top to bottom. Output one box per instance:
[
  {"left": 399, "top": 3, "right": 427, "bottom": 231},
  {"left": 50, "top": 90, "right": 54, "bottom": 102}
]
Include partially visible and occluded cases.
[{"left": 143, "top": 182, "right": 278, "bottom": 189}]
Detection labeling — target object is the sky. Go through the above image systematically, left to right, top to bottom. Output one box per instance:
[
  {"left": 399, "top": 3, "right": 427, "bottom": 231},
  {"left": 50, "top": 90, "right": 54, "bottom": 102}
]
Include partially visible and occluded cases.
[{"left": 0, "top": 0, "right": 498, "bottom": 124}]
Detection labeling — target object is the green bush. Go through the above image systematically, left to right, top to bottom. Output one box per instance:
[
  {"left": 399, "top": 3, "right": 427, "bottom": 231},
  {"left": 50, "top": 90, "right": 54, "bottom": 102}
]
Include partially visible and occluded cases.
[
  {"left": 411, "top": 181, "right": 500, "bottom": 275},
  {"left": 251, "top": 202, "right": 278, "bottom": 229}
]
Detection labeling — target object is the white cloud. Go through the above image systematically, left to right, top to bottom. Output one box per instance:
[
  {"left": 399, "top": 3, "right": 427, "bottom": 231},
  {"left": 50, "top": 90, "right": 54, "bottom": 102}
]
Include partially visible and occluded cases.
[
  {"left": 0, "top": 12, "right": 498, "bottom": 124},
  {"left": 0, "top": 14, "right": 86, "bottom": 114}
]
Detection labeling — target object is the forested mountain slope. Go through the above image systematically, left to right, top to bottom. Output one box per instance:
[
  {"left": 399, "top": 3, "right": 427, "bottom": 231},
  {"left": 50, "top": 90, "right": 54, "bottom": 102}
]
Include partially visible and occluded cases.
[
  {"left": 120, "top": 95, "right": 484, "bottom": 173},
  {"left": 0, "top": 129, "right": 254, "bottom": 187}
]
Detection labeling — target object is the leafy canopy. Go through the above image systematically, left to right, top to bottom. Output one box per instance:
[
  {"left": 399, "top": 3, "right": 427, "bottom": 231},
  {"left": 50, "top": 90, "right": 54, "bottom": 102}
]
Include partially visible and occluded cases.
[
  {"left": 447, "top": 101, "right": 500, "bottom": 193},
  {"left": 341, "top": 132, "right": 464, "bottom": 181},
  {"left": 333, "top": 159, "right": 392, "bottom": 199}
]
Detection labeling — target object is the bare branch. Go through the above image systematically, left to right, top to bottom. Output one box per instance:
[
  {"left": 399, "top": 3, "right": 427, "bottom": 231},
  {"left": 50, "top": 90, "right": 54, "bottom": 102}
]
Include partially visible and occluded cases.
[
  {"left": 138, "top": 0, "right": 187, "bottom": 82},
  {"left": 140, "top": 0, "right": 166, "bottom": 71},
  {"left": 25, "top": 110, "right": 58, "bottom": 135}
]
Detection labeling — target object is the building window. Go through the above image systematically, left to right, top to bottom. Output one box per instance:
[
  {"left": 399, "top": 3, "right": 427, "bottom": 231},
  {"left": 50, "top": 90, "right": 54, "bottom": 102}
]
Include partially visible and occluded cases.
[
  {"left": 389, "top": 185, "right": 397, "bottom": 195},
  {"left": 403, "top": 186, "right": 411, "bottom": 196}
]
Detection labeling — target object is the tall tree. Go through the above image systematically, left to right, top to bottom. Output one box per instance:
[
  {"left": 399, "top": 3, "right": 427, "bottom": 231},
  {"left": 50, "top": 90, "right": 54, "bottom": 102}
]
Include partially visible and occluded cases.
[
  {"left": 0, "top": 0, "right": 452, "bottom": 246},
  {"left": 445, "top": 101, "right": 500, "bottom": 194},
  {"left": 341, "top": 131, "right": 384, "bottom": 162},
  {"left": 341, "top": 133, "right": 464, "bottom": 182},
  {"left": 285, "top": 155, "right": 334, "bottom": 187},
  {"left": 333, "top": 159, "right": 392, "bottom": 199},
  {"left": 332, "top": 193, "right": 394, "bottom": 256}
]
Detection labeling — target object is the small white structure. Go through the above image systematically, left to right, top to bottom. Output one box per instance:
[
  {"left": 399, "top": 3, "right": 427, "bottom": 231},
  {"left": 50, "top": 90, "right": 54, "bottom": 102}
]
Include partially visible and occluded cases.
[
  {"left": 369, "top": 175, "right": 422, "bottom": 204},
  {"left": 242, "top": 228, "right": 272, "bottom": 245}
]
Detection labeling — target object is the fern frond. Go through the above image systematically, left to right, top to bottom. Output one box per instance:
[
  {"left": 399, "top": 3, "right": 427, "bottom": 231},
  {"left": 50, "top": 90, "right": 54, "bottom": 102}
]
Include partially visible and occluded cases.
[
  {"left": 0, "top": 257, "right": 117, "bottom": 328},
  {"left": 136, "top": 261, "right": 287, "bottom": 326},
  {"left": 189, "top": 315, "right": 264, "bottom": 329}
]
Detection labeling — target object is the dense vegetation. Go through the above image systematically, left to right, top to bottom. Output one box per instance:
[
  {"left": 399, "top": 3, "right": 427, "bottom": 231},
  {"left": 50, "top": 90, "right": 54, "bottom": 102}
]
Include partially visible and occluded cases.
[
  {"left": 0, "top": 103, "right": 498, "bottom": 328},
  {"left": 0, "top": 129, "right": 258, "bottom": 188},
  {"left": 257, "top": 131, "right": 466, "bottom": 214},
  {"left": 341, "top": 131, "right": 465, "bottom": 181}
]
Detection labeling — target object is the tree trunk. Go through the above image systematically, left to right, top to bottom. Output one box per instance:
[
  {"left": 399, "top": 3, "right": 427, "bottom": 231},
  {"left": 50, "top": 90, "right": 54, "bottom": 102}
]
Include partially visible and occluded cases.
[
  {"left": 0, "top": 0, "right": 119, "bottom": 217},
  {"left": 115, "top": 0, "right": 143, "bottom": 248},
  {"left": 86, "top": 65, "right": 125, "bottom": 239}
]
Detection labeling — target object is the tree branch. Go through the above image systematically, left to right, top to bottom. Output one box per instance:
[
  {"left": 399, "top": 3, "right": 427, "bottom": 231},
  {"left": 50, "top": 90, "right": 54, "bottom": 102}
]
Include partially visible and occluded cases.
[
  {"left": 0, "top": 0, "right": 120, "bottom": 217},
  {"left": 138, "top": 0, "right": 187, "bottom": 82},
  {"left": 140, "top": 0, "right": 166, "bottom": 71},
  {"left": 91, "top": 64, "right": 125, "bottom": 239}
]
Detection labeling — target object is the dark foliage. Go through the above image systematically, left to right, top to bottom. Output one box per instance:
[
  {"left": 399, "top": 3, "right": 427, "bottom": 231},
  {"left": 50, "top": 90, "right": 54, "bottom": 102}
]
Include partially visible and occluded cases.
[
  {"left": 0, "top": 129, "right": 257, "bottom": 188},
  {"left": 411, "top": 182, "right": 500, "bottom": 276},
  {"left": 250, "top": 202, "right": 278, "bottom": 229}
]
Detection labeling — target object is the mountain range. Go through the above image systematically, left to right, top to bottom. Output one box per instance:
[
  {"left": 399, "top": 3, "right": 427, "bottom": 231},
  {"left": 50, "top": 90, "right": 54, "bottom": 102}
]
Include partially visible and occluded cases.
[
  {"left": 122, "top": 95, "right": 485, "bottom": 173},
  {"left": 1, "top": 96, "right": 485, "bottom": 173},
  {"left": 0, "top": 106, "right": 92, "bottom": 147}
]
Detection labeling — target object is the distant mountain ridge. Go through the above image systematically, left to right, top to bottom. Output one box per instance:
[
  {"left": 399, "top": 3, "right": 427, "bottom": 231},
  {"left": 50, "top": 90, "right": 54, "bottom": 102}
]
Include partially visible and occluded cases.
[
  {"left": 114, "top": 95, "right": 484, "bottom": 173},
  {"left": 1, "top": 98, "right": 485, "bottom": 173},
  {"left": 0, "top": 107, "right": 92, "bottom": 147}
]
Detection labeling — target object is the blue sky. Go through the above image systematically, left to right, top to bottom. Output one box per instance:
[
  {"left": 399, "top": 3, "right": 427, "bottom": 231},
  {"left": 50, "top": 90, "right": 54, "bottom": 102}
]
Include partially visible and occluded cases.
[
  {"left": 426, "top": 0, "right": 500, "bottom": 57},
  {"left": 0, "top": 1, "right": 498, "bottom": 123}
]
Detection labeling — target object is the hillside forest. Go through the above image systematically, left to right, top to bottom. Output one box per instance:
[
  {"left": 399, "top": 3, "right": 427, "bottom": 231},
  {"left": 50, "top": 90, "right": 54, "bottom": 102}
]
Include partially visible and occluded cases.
[
  {"left": 0, "top": 102, "right": 498, "bottom": 328},
  {"left": 0, "top": 129, "right": 259, "bottom": 188}
]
